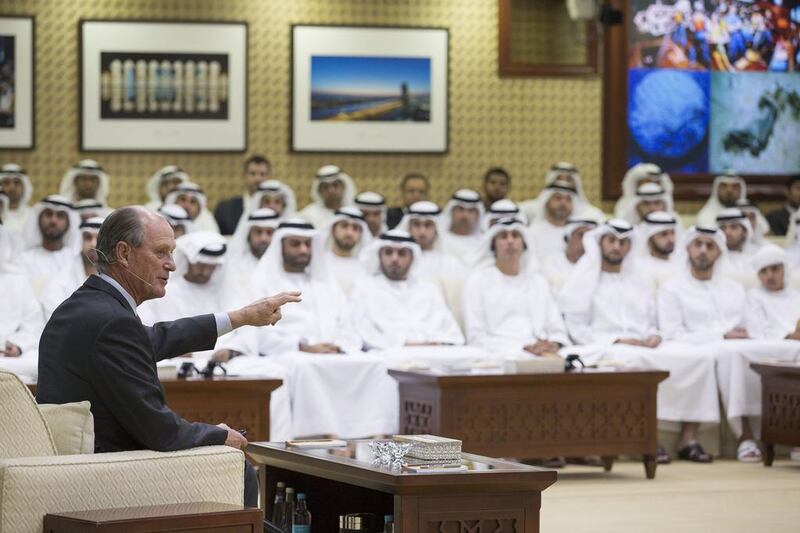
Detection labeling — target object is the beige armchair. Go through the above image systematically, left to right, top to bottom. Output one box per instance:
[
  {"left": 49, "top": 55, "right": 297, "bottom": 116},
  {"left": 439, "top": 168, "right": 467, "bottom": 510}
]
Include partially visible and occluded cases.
[{"left": 0, "top": 370, "right": 246, "bottom": 533}]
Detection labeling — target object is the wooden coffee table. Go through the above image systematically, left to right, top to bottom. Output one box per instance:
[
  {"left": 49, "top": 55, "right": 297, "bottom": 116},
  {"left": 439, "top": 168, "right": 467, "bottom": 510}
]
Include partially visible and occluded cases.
[
  {"left": 751, "top": 362, "right": 800, "bottom": 466},
  {"left": 389, "top": 368, "right": 668, "bottom": 479},
  {"left": 29, "top": 376, "right": 282, "bottom": 441},
  {"left": 247, "top": 440, "right": 556, "bottom": 533}
]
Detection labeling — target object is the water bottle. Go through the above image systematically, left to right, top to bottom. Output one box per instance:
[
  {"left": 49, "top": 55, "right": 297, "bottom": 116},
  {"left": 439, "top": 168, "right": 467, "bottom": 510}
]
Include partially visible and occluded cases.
[
  {"left": 270, "top": 482, "right": 286, "bottom": 526},
  {"left": 281, "top": 487, "right": 295, "bottom": 532},
  {"left": 291, "top": 493, "right": 311, "bottom": 533},
  {"left": 383, "top": 514, "right": 394, "bottom": 532}
]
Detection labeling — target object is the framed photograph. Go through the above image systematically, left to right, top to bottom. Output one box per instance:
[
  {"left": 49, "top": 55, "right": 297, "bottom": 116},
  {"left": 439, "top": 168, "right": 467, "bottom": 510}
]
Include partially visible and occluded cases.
[
  {"left": 0, "top": 15, "right": 35, "bottom": 149},
  {"left": 80, "top": 20, "right": 247, "bottom": 152},
  {"left": 291, "top": 24, "right": 449, "bottom": 153}
]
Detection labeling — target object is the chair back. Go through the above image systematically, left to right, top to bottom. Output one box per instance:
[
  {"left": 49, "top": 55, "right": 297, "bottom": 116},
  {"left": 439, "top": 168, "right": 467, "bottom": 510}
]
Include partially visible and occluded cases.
[{"left": 0, "top": 370, "right": 56, "bottom": 458}]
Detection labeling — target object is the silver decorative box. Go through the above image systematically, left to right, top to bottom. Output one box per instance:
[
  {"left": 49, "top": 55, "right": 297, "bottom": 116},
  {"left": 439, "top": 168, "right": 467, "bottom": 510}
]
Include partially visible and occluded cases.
[{"left": 393, "top": 434, "right": 462, "bottom": 461}]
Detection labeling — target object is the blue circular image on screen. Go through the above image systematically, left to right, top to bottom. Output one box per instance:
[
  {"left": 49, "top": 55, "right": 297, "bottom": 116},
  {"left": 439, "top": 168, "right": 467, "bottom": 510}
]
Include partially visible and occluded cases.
[{"left": 629, "top": 70, "right": 709, "bottom": 159}]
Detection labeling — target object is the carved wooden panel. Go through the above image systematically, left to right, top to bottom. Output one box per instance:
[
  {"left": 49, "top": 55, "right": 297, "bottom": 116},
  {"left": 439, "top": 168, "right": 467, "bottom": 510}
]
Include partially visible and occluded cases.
[
  {"left": 764, "top": 390, "right": 800, "bottom": 433},
  {"left": 401, "top": 398, "right": 435, "bottom": 434},
  {"left": 421, "top": 509, "right": 523, "bottom": 533}
]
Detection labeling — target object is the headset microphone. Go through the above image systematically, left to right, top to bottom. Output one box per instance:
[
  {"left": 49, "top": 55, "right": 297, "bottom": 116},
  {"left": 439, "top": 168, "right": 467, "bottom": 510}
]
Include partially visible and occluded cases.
[{"left": 91, "top": 248, "right": 155, "bottom": 289}]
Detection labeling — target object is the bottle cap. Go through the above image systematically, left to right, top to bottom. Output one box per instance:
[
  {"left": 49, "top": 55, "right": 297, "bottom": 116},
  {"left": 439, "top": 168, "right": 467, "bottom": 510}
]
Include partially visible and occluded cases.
[{"left": 297, "top": 493, "right": 306, "bottom": 500}]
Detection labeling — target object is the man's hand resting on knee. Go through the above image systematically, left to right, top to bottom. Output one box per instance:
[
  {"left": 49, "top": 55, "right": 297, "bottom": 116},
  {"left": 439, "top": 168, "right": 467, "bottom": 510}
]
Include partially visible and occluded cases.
[
  {"left": 228, "top": 292, "right": 302, "bottom": 329},
  {"left": 218, "top": 423, "right": 248, "bottom": 450}
]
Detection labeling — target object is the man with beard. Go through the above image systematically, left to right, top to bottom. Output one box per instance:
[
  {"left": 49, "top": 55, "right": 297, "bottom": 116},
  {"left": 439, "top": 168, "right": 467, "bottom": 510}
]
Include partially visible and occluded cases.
[
  {"left": 59, "top": 160, "right": 113, "bottom": 216},
  {"left": 0, "top": 163, "right": 34, "bottom": 235},
  {"left": 298, "top": 165, "right": 357, "bottom": 229},
  {"left": 145, "top": 166, "right": 188, "bottom": 210},
  {"left": 482, "top": 167, "right": 511, "bottom": 210},
  {"left": 697, "top": 172, "right": 767, "bottom": 231},
  {"left": 528, "top": 180, "right": 576, "bottom": 261},
  {"left": 164, "top": 181, "right": 220, "bottom": 234},
  {"left": 440, "top": 189, "right": 485, "bottom": 260},
  {"left": 354, "top": 191, "right": 387, "bottom": 237},
  {"left": 18, "top": 195, "right": 81, "bottom": 296},
  {"left": 319, "top": 207, "right": 371, "bottom": 295},
  {"left": 224, "top": 208, "right": 281, "bottom": 298},
  {"left": 716, "top": 208, "right": 758, "bottom": 286},
  {"left": 636, "top": 211, "right": 680, "bottom": 287},
  {"left": 39, "top": 216, "right": 104, "bottom": 319},
  {"left": 541, "top": 218, "right": 598, "bottom": 290},
  {"left": 561, "top": 221, "right": 719, "bottom": 463},
  {"left": 658, "top": 227, "right": 800, "bottom": 462},
  {"left": 351, "top": 230, "right": 464, "bottom": 350}
]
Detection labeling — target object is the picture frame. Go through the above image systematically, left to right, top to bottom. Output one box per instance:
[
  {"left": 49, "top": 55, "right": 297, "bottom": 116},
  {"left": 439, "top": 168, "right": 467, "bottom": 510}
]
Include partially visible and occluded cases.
[
  {"left": 0, "top": 15, "right": 35, "bottom": 149},
  {"left": 79, "top": 19, "right": 247, "bottom": 152},
  {"left": 291, "top": 24, "right": 449, "bottom": 153}
]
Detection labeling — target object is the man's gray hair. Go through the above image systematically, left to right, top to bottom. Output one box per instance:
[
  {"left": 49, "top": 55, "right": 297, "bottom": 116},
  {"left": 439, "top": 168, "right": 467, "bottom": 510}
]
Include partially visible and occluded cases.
[{"left": 95, "top": 207, "right": 147, "bottom": 274}]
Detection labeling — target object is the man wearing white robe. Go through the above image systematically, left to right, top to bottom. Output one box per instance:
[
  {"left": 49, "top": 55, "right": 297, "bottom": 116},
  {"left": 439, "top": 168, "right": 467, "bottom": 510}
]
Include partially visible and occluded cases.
[
  {"left": 59, "top": 160, "right": 114, "bottom": 216},
  {"left": 520, "top": 162, "right": 605, "bottom": 223},
  {"left": 0, "top": 163, "right": 34, "bottom": 236},
  {"left": 613, "top": 163, "right": 674, "bottom": 220},
  {"left": 298, "top": 165, "right": 357, "bottom": 229},
  {"left": 145, "top": 166, "right": 189, "bottom": 210},
  {"left": 697, "top": 172, "right": 769, "bottom": 231},
  {"left": 233, "top": 179, "right": 297, "bottom": 231},
  {"left": 528, "top": 180, "right": 577, "bottom": 261},
  {"left": 164, "top": 181, "right": 220, "bottom": 234},
  {"left": 620, "top": 182, "right": 683, "bottom": 228},
  {"left": 440, "top": 189, "right": 485, "bottom": 260},
  {"left": 354, "top": 191, "right": 387, "bottom": 238},
  {"left": 18, "top": 195, "right": 82, "bottom": 297},
  {"left": 483, "top": 199, "right": 527, "bottom": 230},
  {"left": 397, "top": 201, "right": 467, "bottom": 323},
  {"left": 158, "top": 204, "right": 194, "bottom": 238},
  {"left": 319, "top": 207, "right": 372, "bottom": 296},
  {"left": 224, "top": 208, "right": 280, "bottom": 299},
  {"left": 716, "top": 208, "right": 758, "bottom": 287},
  {"left": 636, "top": 211, "right": 680, "bottom": 288},
  {"left": 40, "top": 216, "right": 104, "bottom": 320},
  {"left": 462, "top": 217, "right": 569, "bottom": 357},
  {"left": 541, "top": 218, "right": 597, "bottom": 290},
  {"left": 249, "top": 219, "right": 362, "bottom": 354},
  {"left": 560, "top": 220, "right": 719, "bottom": 462},
  {"left": 0, "top": 223, "right": 45, "bottom": 383},
  {"left": 658, "top": 227, "right": 800, "bottom": 462},
  {"left": 351, "top": 230, "right": 464, "bottom": 350}
]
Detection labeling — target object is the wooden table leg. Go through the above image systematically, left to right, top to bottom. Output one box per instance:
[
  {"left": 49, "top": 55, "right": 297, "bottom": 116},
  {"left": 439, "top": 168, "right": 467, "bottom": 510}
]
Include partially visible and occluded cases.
[
  {"left": 763, "top": 443, "right": 775, "bottom": 467},
  {"left": 643, "top": 454, "right": 657, "bottom": 479},
  {"left": 601, "top": 456, "right": 615, "bottom": 472}
]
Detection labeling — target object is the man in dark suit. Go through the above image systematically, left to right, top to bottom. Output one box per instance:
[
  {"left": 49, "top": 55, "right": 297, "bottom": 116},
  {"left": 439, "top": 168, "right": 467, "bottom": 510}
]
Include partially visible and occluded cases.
[
  {"left": 214, "top": 154, "right": 271, "bottom": 235},
  {"left": 386, "top": 172, "right": 430, "bottom": 229},
  {"left": 765, "top": 175, "right": 800, "bottom": 236},
  {"left": 37, "top": 206, "right": 300, "bottom": 508}
]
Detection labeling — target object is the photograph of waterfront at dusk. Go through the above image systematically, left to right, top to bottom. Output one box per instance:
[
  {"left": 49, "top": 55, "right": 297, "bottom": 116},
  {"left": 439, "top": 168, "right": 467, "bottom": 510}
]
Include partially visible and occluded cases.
[{"left": 310, "top": 55, "right": 431, "bottom": 122}]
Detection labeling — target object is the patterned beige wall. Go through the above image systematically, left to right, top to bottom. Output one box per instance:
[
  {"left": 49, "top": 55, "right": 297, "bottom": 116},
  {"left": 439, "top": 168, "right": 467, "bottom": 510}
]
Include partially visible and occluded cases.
[{"left": 0, "top": 0, "right": 603, "bottom": 211}]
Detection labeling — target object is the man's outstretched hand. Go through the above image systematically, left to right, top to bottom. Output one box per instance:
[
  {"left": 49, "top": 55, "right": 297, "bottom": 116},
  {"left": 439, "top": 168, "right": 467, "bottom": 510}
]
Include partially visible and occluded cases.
[{"left": 228, "top": 292, "right": 302, "bottom": 329}]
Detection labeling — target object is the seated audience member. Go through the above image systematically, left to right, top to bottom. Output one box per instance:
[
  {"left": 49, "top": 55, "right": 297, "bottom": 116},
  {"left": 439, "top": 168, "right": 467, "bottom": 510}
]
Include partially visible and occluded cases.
[
  {"left": 214, "top": 154, "right": 271, "bottom": 235},
  {"left": 59, "top": 160, "right": 113, "bottom": 216},
  {"left": 520, "top": 162, "right": 604, "bottom": 223},
  {"left": 613, "top": 162, "right": 673, "bottom": 220},
  {"left": 0, "top": 163, "right": 34, "bottom": 235},
  {"left": 298, "top": 165, "right": 356, "bottom": 229},
  {"left": 145, "top": 166, "right": 189, "bottom": 210},
  {"left": 482, "top": 167, "right": 511, "bottom": 210},
  {"left": 386, "top": 172, "right": 430, "bottom": 229},
  {"left": 697, "top": 172, "right": 768, "bottom": 231},
  {"left": 765, "top": 175, "right": 800, "bottom": 236},
  {"left": 231, "top": 179, "right": 298, "bottom": 236},
  {"left": 527, "top": 180, "right": 576, "bottom": 261},
  {"left": 164, "top": 181, "right": 220, "bottom": 234},
  {"left": 619, "top": 181, "right": 682, "bottom": 227},
  {"left": 440, "top": 189, "right": 484, "bottom": 259},
  {"left": 354, "top": 191, "right": 387, "bottom": 237},
  {"left": 19, "top": 195, "right": 81, "bottom": 296},
  {"left": 735, "top": 198, "right": 769, "bottom": 246},
  {"left": 74, "top": 199, "right": 110, "bottom": 221},
  {"left": 484, "top": 199, "right": 526, "bottom": 230},
  {"left": 397, "top": 201, "right": 466, "bottom": 320},
  {"left": 158, "top": 204, "right": 194, "bottom": 238},
  {"left": 36, "top": 206, "right": 301, "bottom": 508},
  {"left": 318, "top": 207, "right": 372, "bottom": 295},
  {"left": 224, "top": 208, "right": 281, "bottom": 296},
  {"left": 716, "top": 208, "right": 758, "bottom": 286},
  {"left": 636, "top": 211, "right": 680, "bottom": 287},
  {"left": 40, "top": 216, "right": 104, "bottom": 319},
  {"left": 462, "top": 217, "right": 568, "bottom": 357},
  {"left": 541, "top": 217, "right": 598, "bottom": 289},
  {"left": 250, "top": 219, "right": 362, "bottom": 354},
  {"left": 560, "top": 220, "right": 719, "bottom": 463},
  {"left": 0, "top": 223, "right": 45, "bottom": 382},
  {"left": 657, "top": 226, "right": 800, "bottom": 462},
  {"left": 351, "top": 230, "right": 464, "bottom": 350},
  {"left": 746, "top": 244, "right": 800, "bottom": 342}
]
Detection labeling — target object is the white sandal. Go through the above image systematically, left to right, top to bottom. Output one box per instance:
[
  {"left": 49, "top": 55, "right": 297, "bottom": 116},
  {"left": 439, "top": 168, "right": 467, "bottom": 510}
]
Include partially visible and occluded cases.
[{"left": 737, "top": 439, "right": 762, "bottom": 463}]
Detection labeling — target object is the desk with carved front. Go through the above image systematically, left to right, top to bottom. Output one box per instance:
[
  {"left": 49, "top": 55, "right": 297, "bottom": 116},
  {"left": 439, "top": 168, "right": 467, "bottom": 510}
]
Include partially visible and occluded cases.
[
  {"left": 751, "top": 362, "right": 800, "bottom": 467},
  {"left": 390, "top": 368, "right": 668, "bottom": 479}
]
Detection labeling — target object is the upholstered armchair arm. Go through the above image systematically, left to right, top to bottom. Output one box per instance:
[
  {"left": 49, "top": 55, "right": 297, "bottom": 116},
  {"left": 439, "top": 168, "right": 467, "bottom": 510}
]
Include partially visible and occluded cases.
[{"left": 0, "top": 446, "right": 244, "bottom": 533}]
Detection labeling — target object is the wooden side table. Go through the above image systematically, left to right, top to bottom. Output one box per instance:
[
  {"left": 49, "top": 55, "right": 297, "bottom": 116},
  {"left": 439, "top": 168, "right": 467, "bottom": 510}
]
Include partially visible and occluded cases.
[
  {"left": 751, "top": 363, "right": 800, "bottom": 466},
  {"left": 390, "top": 368, "right": 668, "bottom": 479},
  {"left": 43, "top": 502, "right": 261, "bottom": 532}
]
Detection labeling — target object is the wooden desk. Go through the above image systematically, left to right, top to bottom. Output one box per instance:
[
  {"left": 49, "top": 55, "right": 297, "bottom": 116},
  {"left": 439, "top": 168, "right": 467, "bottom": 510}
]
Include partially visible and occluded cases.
[
  {"left": 751, "top": 362, "right": 800, "bottom": 467},
  {"left": 390, "top": 368, "right": 669, "bottom": 479},
  {"left": 29, "top": 376, "right": 282, "bottom": 442},
  {"left": 247, "top": 440, "right": 556, "bottom": 533},
  {"left": 43, "top": 502, "right": 261, "bottom": 532}
]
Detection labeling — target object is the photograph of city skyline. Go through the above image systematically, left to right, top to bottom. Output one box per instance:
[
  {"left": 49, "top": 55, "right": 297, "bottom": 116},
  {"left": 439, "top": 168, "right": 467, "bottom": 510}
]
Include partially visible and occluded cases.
[{"left": 310, "top": 55, "right": 431, "bottom": 122}]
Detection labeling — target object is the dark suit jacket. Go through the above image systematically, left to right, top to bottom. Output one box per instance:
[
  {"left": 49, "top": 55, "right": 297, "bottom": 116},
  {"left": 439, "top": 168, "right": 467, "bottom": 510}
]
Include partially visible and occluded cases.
[
  {"left": 214, "top": 196, "right": 244, "bottom": 236},
  {"left": 386, "top": 206, "right": 407, "bottom": 230},
  {"left": 765, "top": 206, "right": 791, "bottom": 236},
  {"left": 37, "top": 275, "right": 228, "bottom": 453}
]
